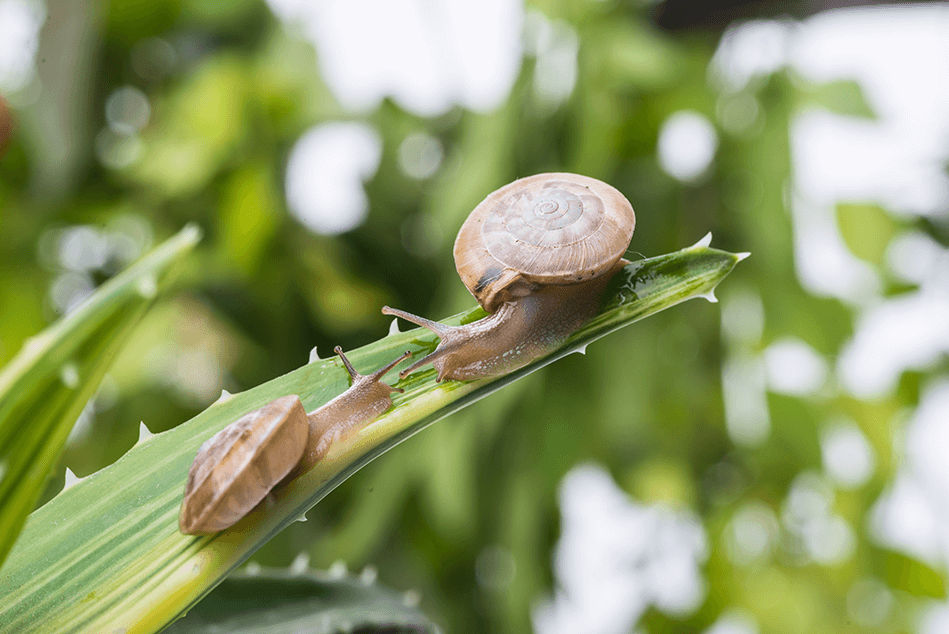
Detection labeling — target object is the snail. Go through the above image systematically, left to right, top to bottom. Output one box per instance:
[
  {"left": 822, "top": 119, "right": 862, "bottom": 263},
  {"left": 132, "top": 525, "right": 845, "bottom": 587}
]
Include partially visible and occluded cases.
[
  {"left": 383, "top": 172, "right": 635, "bottom": 381},
  {"left": 179, "top": 347, "right": 409, "bottom": 535}
]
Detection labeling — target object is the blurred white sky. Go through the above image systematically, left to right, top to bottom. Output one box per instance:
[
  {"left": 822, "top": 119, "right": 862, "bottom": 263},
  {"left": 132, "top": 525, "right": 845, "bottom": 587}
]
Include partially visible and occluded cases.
[
  {"left": 0, "top": 0, "right": 44, "bottom": 95},
  {"left": 266, "top": 0, "right": 523, "bottom": 116},
  {"left": 532, "top": 464, "right": 708, "bottom": 634}
]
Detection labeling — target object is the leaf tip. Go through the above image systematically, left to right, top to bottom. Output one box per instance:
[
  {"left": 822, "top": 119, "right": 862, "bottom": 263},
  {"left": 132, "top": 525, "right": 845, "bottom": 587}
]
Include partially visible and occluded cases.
[
  {"left": 180, "top": 223, "right": 204, "bottom": 245},
  {"left": 735, "top": 251, "right": 752, "bottom": 262}
]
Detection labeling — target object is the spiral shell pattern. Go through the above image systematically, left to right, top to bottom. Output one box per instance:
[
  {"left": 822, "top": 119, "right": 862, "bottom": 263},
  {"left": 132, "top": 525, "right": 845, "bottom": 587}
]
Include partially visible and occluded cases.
[{"left": 454, "top": 173, "right": 635, "bottom": 312}]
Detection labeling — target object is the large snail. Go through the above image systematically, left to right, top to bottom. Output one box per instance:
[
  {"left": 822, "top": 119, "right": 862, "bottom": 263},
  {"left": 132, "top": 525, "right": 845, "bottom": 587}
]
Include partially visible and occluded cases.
[
  {"left": 383, "top": 172, "right": 635, "bottom": 381},
  {"left": 179, "top": 347, "right": 409, "bottom": 535}
]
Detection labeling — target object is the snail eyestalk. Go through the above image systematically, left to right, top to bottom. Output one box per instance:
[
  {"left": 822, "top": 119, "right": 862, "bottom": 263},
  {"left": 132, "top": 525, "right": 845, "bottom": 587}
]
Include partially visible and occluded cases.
[
  {"left": 381, "top": 306, "right": 470, "bottom": 381},
  {"left": 381, "top": 306, "right": 452, "bottom": 338},
  {"left": 334, "top": 346, "right": 359, "bottom": 381},
  {"left": 299, "top": 347, "right": 412, "bottom": 468},
  {"left": 370, "top": 350, "right": 412, "bottom": 392}
]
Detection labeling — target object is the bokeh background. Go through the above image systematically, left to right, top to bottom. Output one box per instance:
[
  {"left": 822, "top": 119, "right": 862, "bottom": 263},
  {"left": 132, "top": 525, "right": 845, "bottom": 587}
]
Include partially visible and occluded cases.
[{"left": 2, "top": 0, "right": 948, "bottom": 631}]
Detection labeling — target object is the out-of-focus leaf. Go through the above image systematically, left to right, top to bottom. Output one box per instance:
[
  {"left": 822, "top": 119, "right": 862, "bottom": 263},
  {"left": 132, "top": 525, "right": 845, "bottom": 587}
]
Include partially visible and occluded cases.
[
  {"left": 599, "top": 22, "right": 683, "bottom": 90},
  {"left": 128, "top": 56, "right": 248, "bottom": 197},
  {"left": 802, "top": 80, "right": 876, "bottom": 119},
  {"left": 217, "top": 163, "right": 280, "bottom": 275},
  {"left": 836, "top": 202, "right": 897, "bottom": 266},
  {"left": 0, "top": 225, "right": 201, "bottom": 569},
  {"left": 0, "top": 239, "right": 743, "bottom": 632},
  {"left": 296, "top": 242, "right": 389, "bottom": 333},
  {"left": 881, "top": 549, "right": 947, "bottom": 599},
  {"left": 165, "top": 568, "right": 438, "bottom": 633}
]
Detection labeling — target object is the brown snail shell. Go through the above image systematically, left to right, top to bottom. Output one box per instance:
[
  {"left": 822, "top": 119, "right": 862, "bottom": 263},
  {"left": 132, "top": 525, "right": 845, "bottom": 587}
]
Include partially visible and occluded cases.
[
  {"left": 454, "top": 172, "right": 635, "bottom": 313},
  {"left": 179, "top": 395, "right": 308, "bottom": 535}
]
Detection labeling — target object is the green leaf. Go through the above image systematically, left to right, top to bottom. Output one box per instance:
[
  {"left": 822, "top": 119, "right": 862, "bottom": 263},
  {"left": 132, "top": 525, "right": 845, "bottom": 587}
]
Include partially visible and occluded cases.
[
  {"left": 128, "top": 56, "right": 249, "bottom": 197},
  {"left": 800, "top": 79, "right": 876, "bottom": 119},
  {"left": 836, "top": 201, "right": 897, "bottom": 266},
  {"left": 0, "top": 225, "right": 201, "bottom": 570},
  {"left": 0, "top": 237, "right": 744, "bottom": 632},
  {"left": 880, "top": 549, "right": 947, "bottom": 599},
  {"left": 165, "top": 568, "right": 437, "bottom": 633}
]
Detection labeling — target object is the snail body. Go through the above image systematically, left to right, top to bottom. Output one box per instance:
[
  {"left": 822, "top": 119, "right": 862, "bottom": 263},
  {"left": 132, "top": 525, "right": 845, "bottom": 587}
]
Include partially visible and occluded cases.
[
  {"left": 385, "top": 172, "right": 635, "bottom": 381},
  {"left": 297, "top": 347, "right": 409, "bottom": 470},
  {"left": 179, "top": 348, "right": 408, "bottom": 535}
]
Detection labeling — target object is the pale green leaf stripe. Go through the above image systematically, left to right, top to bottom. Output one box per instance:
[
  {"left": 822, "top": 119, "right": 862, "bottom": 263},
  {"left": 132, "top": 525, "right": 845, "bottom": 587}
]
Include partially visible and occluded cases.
[
  {"left": 0, "top": 225, "right": 202, "bottom": 570},
  {"left": 0, "top": 240, "right": 743, "bottom": 633},
  {"left": 165, "top": 569, "right": 438, "bottom": 633}
]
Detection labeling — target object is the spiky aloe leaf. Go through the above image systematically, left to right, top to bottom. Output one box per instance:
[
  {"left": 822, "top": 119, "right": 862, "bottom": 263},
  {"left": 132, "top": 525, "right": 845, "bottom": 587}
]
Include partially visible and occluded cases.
[
  {"left": 0, "top": 225, "right": 201, "bottom": 569},
  {"left": 0, "top": 236, "right": 745, "bottom": 632},
  {"left": 165, "top": 567, "right": 437, "bottom": 633}
]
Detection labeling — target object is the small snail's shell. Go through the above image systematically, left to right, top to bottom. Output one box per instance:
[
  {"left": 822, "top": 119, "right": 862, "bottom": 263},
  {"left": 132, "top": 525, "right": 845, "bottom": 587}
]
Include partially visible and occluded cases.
[
  {"left": 454, "top": 173, "right": 635, "bottom": 312},
  {"left": 179, "top": 395, "right": 307, "bottom": 535}
]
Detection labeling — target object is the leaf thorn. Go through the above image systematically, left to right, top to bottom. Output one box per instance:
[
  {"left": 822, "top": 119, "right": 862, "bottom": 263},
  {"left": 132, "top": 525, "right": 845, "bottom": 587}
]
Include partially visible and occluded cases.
[
  {"left": 691, "top": 232, "right": 713, "bottom": 249},
  {"left": 700, "top": 289, "right": 719, "bottom": 303},
  {"left": 137, "top": 421, "right": 154, "bottom": 443},
  {"left": 63, "top": 467, "right": 81, "bottom": 491},
  {"left": 290, "top": 552, "right": 310, "bottom": 575},
  {"left": 328, "top": 560, "right": 347, "bottom": 579},
  {"left": 360, "top": 565, "right": 378, "bottom": 585},
  {"left": 402, "top": 589, "right": 421, "bottom": 607}
]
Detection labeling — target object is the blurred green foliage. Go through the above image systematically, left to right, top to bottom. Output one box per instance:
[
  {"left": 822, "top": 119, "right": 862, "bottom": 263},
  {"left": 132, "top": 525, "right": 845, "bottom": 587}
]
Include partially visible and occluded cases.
[{"left": 0, "top": 0, "right": 944, "bottom": 632}]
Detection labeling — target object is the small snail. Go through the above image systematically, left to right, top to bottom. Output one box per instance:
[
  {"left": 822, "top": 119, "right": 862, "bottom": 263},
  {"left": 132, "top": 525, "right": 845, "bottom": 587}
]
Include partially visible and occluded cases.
[
  {"left": 383, "top": 172, "right": 635, "bottom": 381},
  {"left": 179, "top": 347, "right": 409, "bottom": 535}
]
